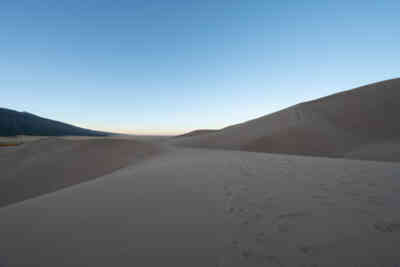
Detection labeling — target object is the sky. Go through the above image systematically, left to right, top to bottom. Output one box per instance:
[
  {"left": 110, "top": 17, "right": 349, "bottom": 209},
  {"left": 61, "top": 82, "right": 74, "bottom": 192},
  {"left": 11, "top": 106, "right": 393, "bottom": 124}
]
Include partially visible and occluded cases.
[{"left": 1, "top": 0, "right": 399, "bottom": 135}]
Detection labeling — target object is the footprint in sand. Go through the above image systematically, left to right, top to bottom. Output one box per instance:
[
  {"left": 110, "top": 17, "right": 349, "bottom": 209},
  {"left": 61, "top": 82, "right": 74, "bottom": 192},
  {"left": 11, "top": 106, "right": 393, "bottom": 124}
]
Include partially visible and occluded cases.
[
  {"left": 239, "top": 166, "right": 253, "bottom": 177},
  {"left": 338, "top": 180, "right": 359, "bottom": 186},
  {"left": 319, "top": 183, "right": 329, "bottom": 192},
  {"left": 224, "top": 184, "right": 248, "bottom": 197},
  {"left": 224, "top": 184, "right": 248, "bottom": 216},
  {"left": 344, "top": 191, "right": 362, "bottom": 200},
  {"left": 311, "top": 194, "right": 328, "bottom": 200},
  {"left": 367, "top": 195, "right": 385, "bottom": 206},
  {"left": 319, "top": 201, "right": 336, "bottom": 207},
  {"left": 226, "top": 207, "right": 235, "bottom": 214},
  {"left": 354, "top": 208, "right": 374, "bottom": 216},
  {"left": 273, "top": 211, "right": 312, "bottom": 233},
  {"left": 277, "top": 211, "right": 312, "bottom": 220},
  {"left": 255, "top": 212, "right": 263, "bottom": 221},
  {"left": 241, "top": 220, "right": 250, "bottom": 226},
  {"left": 373, "top": 220, "right": 400, "bottom": 233},
  {"left": 277, "top": 222, "right": 291, "bottom": 233},
  {"left": 255, "top": 232, "right": 266, "bottom": 243},
  {"left": 231, "top": 240, "right": 239, "bottom": 248},
  {"left": 298, "top": 243, "right": 335, "bottom": 257},
  {"left": 298, "top": 245, "right": 317, "bottom": 255},
  {"left": 240, "top": 248, "right": 284, "bottom": 266},
  {"left": 241, "top": 249, "right": 252, "bottom": 260},
  {"left": 263, "top": 255, "right": 285, "bottom": 267}
]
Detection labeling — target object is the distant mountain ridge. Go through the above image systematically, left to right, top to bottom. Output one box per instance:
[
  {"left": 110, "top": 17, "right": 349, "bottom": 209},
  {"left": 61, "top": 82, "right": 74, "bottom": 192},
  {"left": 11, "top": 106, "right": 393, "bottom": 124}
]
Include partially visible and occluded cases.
[{"left": 0, "top": 108, "right": 111, "bottom": 136}]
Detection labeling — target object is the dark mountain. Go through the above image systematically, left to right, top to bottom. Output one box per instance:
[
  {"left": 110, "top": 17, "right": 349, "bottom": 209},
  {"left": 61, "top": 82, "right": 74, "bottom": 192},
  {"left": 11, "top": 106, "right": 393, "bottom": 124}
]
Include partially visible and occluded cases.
[{"left": 0, "top": 108, "right": 111, "bottom": 137}]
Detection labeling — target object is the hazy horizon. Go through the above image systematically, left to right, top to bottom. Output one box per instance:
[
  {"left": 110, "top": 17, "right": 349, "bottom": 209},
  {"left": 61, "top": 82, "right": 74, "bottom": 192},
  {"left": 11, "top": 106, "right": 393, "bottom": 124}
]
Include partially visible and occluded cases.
[{"left": 2, "top": 1, "right": 399, "bottom": 135}]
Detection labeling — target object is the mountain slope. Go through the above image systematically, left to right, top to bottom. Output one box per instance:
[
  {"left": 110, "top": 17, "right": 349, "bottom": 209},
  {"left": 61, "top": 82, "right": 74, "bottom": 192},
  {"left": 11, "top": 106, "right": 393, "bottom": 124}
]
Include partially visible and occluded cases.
[
  {"left": 173, "top": 78, "right": 400, "bottom": 161},
  {"left": 0, "top": 108, "right": 110, "bottom": 136}
]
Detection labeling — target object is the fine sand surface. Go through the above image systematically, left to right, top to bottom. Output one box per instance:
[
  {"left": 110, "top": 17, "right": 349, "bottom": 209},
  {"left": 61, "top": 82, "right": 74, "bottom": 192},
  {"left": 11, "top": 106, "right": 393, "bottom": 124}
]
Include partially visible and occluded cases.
[
  {"left": 173, "top": 78, "right": 400, "bottom": 162},
  {"left": 175, "top": 129, "right": 218, "bottom": 138},
  {"left": 0, "top": 135, "right": 48, "bottom": 144},
  {"left": 0, "top": 137, "right": 161, "bottom": 207},
  {"left": 1, "top": 146, "right": 400, "bottom": 267}
]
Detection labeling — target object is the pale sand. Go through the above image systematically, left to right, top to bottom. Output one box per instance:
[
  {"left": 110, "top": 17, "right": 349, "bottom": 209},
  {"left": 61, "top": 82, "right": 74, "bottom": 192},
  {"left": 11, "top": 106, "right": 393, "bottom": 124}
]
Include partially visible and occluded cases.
[
  {"left": 172, "top": 78, "right": 400, "bottom": 162},
  {"left": 175, "top": 129, "right": 218, "bottom": 138},
  {"left": 0, "top": 134, "right": 169, "bottom": 143},
  {"left": 60, "top": 134, "right": 170, "bottom": 141},
  {"left": 0, "top": 135, "right": 48, "bottom": 144},
  {"left": 0, "top": 138, "right": 161, "bottom": 207},
  {"left": 345, "top": 141, "right": 400, "bottom": 162},
  {"left": 1, "top": 146, "right": 400, "bottom": 266}
]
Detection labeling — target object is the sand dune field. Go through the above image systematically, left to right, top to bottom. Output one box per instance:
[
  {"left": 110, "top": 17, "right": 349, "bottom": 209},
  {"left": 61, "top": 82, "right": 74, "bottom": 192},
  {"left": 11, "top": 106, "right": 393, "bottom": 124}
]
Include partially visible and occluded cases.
[
  {"left": 173, "top": 78, "right": 400, "bottom": 162},
  {"left": 1, "top": 79, "right": 400, "bottom": 266},
  {"left": 0, "top": 137, "right": 161, "bottom": 207},
  {"left": 1, "top": 145, "right": 400, "bottom": 267}
]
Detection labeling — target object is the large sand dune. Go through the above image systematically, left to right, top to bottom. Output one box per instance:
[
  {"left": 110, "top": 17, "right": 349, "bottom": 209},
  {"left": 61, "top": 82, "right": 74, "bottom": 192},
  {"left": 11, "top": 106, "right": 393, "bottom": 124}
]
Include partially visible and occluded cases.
[
  {"left": 173, "top": 78, "right": 400, "bottom": 161},
  {"left": 1, "top": 79, "right": 400, "bottom": 266},
  {"left": 175, "top": 129, "right": 218, "bottom": 138},
  {"left": 0, "top": 138, "right": 161, "bottom": 207},
  {"left": 0, "top": 147, "right": 399, "bottom": 266}
]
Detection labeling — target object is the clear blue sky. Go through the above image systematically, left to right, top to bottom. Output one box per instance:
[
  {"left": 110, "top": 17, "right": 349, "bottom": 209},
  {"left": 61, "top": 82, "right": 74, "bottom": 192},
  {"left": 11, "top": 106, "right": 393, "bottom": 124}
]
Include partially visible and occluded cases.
[{"left": 1, "top": 0, "right": 399, "bottom": 135}]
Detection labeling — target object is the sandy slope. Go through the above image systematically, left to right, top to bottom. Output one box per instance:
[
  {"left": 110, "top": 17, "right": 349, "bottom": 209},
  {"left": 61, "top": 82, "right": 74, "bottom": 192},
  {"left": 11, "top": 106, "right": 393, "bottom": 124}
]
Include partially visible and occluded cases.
[
  {"left": 173, "top": 78, "right": 400, "bottom": 161},
  {"left": 175, "top": 129, "right": 218, "bottom": 138},
  {"left": 0, "top": 135, "right": 47, "bottom": 144},
  {"left": 0, "top": 138, "right": 161, "bottom": 207},
  {"left": 345, "top": 141, "right": 400, "bottom": 162},
  {"left": 1, "top": 147, "right": 400, "bottom": 267}
]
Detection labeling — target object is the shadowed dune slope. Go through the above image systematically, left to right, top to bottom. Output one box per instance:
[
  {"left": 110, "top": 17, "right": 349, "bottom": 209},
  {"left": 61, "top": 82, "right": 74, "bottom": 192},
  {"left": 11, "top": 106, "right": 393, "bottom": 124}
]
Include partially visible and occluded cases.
[
  {"left": 173, "top": 78, "right": 400, "bottom": 161},
  {"left": 175, "top": 129, "right": 218, "bottom": 138},
  {"left": 0, "top": 138, "right": 161, "bottom": 207},
  {"left": 1, "top": 148, "right": 400, "bottom": 267}
]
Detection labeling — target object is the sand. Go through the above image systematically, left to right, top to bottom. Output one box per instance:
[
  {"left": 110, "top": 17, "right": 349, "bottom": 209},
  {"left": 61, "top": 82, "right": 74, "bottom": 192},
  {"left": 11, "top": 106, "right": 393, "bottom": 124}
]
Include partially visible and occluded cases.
[
  {"left": 173, "top": 78, "right": 400, "bottom": 162},
  {"left": 1, "top": 79, "right": 400, "bottom": 266},
  {"left": 175, "top": 129, "right": 218, "bottom": 138},
  {"left": 0, "top": 135, "right": 48, "bottom": 144},
  {"left": 0, "top": 137, "right": 161, "bottom": 207},
  {"left": 345, "top": 141, "right": 400, "bottom": 162},
  {"left": 1, "top": 146, "right": 400, "bottom": 266}
]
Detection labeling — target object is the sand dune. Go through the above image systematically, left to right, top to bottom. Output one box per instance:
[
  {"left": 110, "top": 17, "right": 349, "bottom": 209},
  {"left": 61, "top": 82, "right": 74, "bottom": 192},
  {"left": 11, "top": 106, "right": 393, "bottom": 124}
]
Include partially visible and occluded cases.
[
  {"left": 1, "top": 78, "right": 399, "bottom": 266},
  {"left": 173, "top": 78, "right": 400, "bottom": 161},
  {"left": 175, "top": 129, "right": 218, "bottom": 138},
  {"left": 0, "top": 138, "right": 161, "bottom": 207},
  {"left": 345, "top": 141, "right": 400, "bottom": 162},
  {"left": 0, "top": 147, "right": 399, "bottom": 266}
]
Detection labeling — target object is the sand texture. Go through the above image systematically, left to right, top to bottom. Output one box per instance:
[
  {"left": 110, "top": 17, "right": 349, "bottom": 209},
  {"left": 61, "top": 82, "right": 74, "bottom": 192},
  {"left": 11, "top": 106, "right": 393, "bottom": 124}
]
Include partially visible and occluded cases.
[
  {"left": 173, "top": 78, "right": 400, "bottom": 162},
  {"left": 1, "top": 79, "right": 400, "bottom": 266},
  {"left": 175, "top": 129, "right": 218, "bottom": 138},
  {"left": 0, "top": 138, "right": 161, "bottom": 207},
  {"left": 1, "top": 146, "right": 400, "bottom": 266}
]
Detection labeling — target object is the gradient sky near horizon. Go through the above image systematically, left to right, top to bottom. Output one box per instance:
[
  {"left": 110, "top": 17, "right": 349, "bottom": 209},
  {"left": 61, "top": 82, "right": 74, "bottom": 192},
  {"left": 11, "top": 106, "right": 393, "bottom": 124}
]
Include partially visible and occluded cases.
[{"left": 1, "top": 1, "right": 399, "bottom": 135}]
